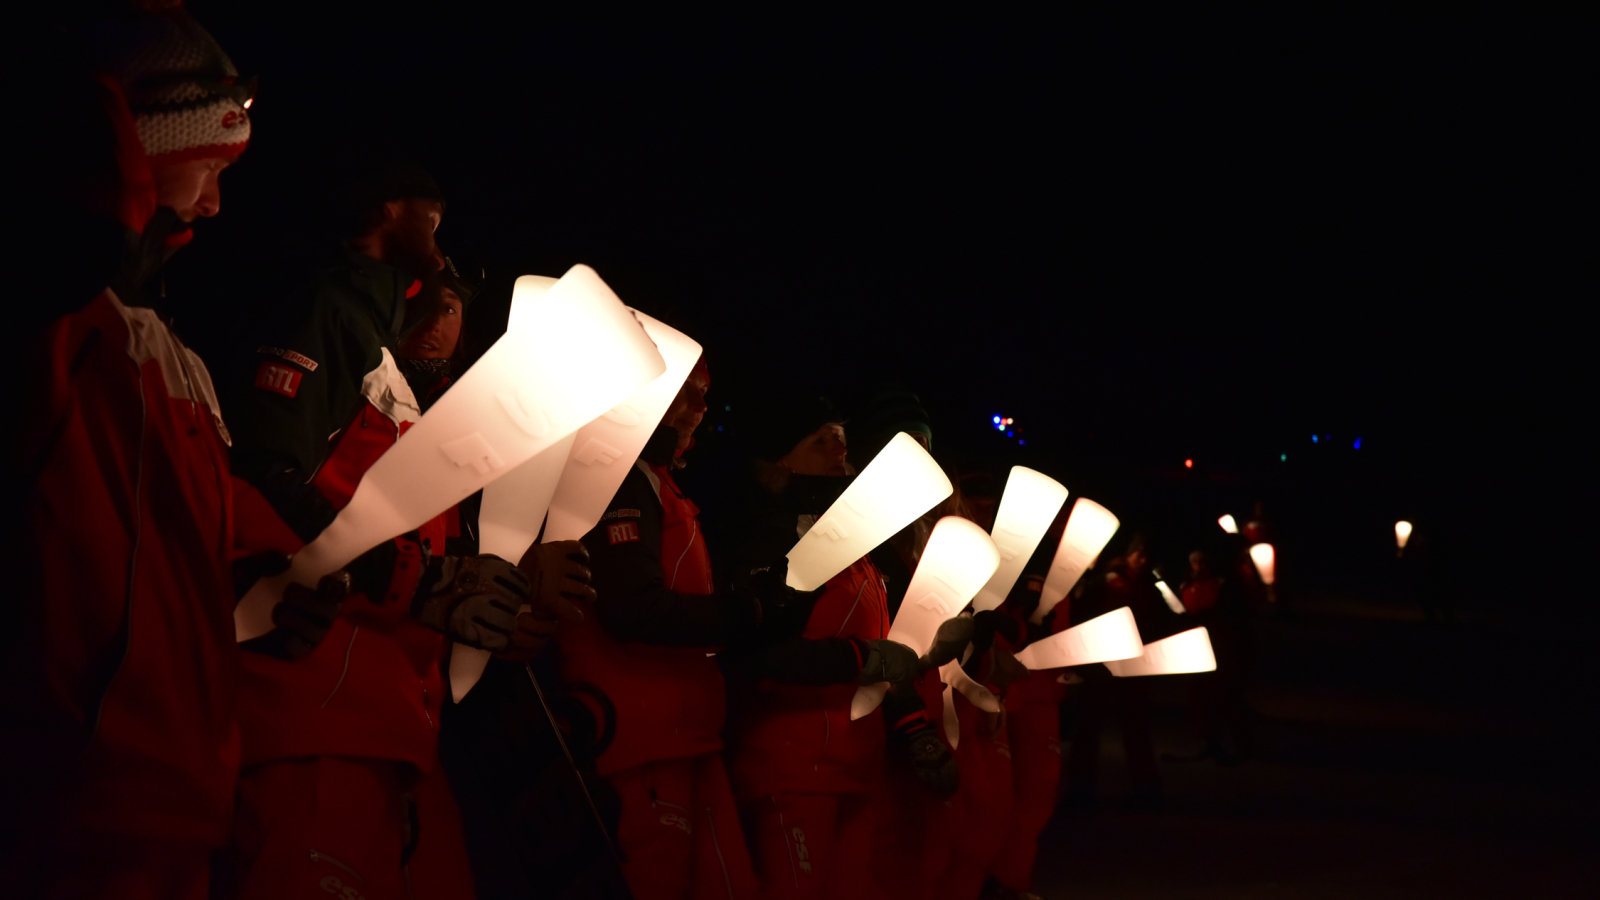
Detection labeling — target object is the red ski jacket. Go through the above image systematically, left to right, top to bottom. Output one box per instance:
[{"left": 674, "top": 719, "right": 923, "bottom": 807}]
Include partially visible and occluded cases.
[
  {"left": 14, "top": 289, "right": 243, "bottom": 844},
  {"left": 561, "top": 460, "right": 729, "bottom": 776},
  {"left": 728, "top": 556, "right": 890, "bottom": 800}
]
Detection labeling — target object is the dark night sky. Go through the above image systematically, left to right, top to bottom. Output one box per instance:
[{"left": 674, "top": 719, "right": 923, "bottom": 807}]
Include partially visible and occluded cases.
[{"left": 169, "top": 8, "right": 1589, "bottom": 602}]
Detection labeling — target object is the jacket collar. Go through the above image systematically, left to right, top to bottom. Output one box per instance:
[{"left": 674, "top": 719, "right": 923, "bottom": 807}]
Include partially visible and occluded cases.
[{"left": 340, "top": 247, "right": 414, "bottom": 339}]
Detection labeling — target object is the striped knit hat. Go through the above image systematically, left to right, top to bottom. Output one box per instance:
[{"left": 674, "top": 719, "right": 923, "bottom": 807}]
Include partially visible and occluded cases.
[{"left": 95, "top": 3, "right": 253, "bottom": 165}]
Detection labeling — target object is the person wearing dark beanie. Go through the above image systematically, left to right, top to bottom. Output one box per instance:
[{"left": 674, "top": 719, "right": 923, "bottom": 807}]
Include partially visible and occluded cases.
[
  {"left": 218, "top": 160, "right": 550, "bottom": 896},
  {"left": 531, "top": 356, "right": 770, "bottom": 899},
  {"left": 846, "top": 386, "right": 933, "bottom": 472},
  {"left": 721, "top": 388, "right": 937, "bottom": 900}
]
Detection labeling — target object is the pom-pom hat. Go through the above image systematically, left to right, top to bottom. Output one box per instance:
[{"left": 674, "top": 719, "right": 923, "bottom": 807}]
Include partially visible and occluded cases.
[{"left": 95, "top": 3, "right": 253, "bottom": 165}]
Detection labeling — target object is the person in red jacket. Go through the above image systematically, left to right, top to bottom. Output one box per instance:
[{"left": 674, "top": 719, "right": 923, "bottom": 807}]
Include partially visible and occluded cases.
[
  {"left": 7, "top": 7, "right": 346, "bottom": 898},
  {"left": 218, "top": 165, "right": 588, "bottom": 900},
  {"left": 557, "top": 356, "right": 769, "bottom": 899},
  {"left": 723, "top": 393, "right": 923, "bottom": 900},
  {"left": 987, "top": 572, "right": 1071, "bottom": 900},
  {"left": 934, "top": 604, "right": 1026, "bottom": 900}
]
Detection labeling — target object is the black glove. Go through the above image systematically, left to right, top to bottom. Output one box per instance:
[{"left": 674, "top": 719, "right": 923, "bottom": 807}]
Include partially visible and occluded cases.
[
  {"left": 499, "top": 541, "right": 594, "bottom": 662},
  {"left": 412, "top": 554, "right": 530, "bottom": 651},
  {"left": 745, "top": 561, "right": 821, "bottom": 640},
  {"left": 241, "top": 570, "right": 352, "bottom": 661},
  {"left": 923, "top": 615, "right": 975, "bottom": 670},
  {"left": 857, "top": 638, "right": 920, "bottom": 686},
  {"left": 906, "top": 727, "right": 960, "bottom": 799}
]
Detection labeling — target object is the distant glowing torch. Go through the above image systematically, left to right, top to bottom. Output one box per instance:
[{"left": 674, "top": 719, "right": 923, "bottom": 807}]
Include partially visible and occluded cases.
[{"left": 1249, "top": 543, "right": 1276, "bottom": 585}]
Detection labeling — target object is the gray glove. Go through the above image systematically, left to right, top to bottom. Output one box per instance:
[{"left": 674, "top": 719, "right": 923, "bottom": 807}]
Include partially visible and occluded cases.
[
  {"left": 411, "top": 554, "right": 530, "bottom": 651},
  {"left": 857, "top": 638, "right": 921, "bottom": 687}
]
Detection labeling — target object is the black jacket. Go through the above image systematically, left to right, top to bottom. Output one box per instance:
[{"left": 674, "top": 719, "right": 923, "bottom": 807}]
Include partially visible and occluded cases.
[{"left": 228, "top": 248, "right": 413, "bottom": 542}]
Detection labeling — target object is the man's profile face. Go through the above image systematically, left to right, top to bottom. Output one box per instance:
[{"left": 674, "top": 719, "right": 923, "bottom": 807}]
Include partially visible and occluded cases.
[
  {"left": 151, "top": 156, "right": 236, "bottom": 221},
  {"left": 385, "top": 198, "right": 446, "bottom": 276},
  {"left": 661, "top": 372, "right": 709, "bottom": 452},
  {"left": 780, "top": 423, "right": 850, "bottom": 477}
]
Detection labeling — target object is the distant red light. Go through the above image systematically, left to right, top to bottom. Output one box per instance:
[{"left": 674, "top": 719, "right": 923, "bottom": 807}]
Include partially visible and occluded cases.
[{"left": 1184, "top": 459, "right": 1193, "bottom": 468}]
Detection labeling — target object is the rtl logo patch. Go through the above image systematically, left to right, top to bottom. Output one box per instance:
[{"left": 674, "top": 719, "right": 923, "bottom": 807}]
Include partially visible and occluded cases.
[
  {"left": 254, "top": 361, "right": 302, "bottom": 398},
  {"left": 607, "top": 522, "right": 640, "bottom": 545}
]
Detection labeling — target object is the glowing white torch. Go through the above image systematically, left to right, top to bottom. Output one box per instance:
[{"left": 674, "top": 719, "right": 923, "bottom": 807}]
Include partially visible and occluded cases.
[
  {"left": 785, "top": 432, "right": 952, "bottom": 591},
  {"left": 970, "top": 467, "right": 1069, "bottom": 612},
  {"left": 1030, "top": 498, "right": 1120, "bottom": 625},
  {"left": 849, "top": 516, "right": 999, "bottom": 719},
  {"left": 1013, "top": 607, "right": 1143, "bottom": 670},
  {"left": 1104, "top": 626, "right": 1217, "bottom": 677}
]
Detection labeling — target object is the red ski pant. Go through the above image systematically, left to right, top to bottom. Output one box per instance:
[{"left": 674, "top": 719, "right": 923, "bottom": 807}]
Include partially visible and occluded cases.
[
  {"left": 935, "top": 703, "right": 1013, "bottom": 900},
  {"left": 988, "top": 703, "right": 1062, "bottom": 891},
  {"left": 607, "top": 754, "right": 759, "bottom": 900},
  {"left": 217, "top": 756, "right": 474, "bottom": 900},
  {"left": 869, "top": 758, "right": 957, "bottom": 895},
  {"left": 745, "top": 792, "right": 875, "bottom": 900},
  {"left": 1, "top": 828, "right": 208, "bottom": 900}
]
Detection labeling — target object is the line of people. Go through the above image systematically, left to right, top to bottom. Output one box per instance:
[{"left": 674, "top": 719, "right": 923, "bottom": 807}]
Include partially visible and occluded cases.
[{"left": 12, "top": 5, "right": 1265, "bottom": 900}]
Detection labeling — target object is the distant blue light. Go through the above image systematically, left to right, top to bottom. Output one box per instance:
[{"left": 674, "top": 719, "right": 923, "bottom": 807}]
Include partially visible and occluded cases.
[
  {"left": 993, "top": 415, "right": 1002, "bottom": 424},
  {"left": 717, "top": 426, "right": 723, "bottom": 432},
  {"left": 1006, "top": 430, "right": 1014, "bottom": 437},
  {"left": 1311, "top": 435, "right": 1318, "bottom": 443},
  {"left": 1353, "top": 437, "right": 1362, "bottom": 449},
  {"left": 1018, "top": 439, "right": 1027, "bottom": 446}
]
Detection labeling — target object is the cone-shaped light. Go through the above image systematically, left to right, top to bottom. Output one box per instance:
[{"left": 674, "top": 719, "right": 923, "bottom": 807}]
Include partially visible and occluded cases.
[
  {"left": 237, "top": 265, "right": 666, "bottom": 641},
  {"left": 785, "top": 432, "right": 952, "bottom": 591},
  {"left": 971, "top": 467, "right": 1069, "bottom": 612},
  {"left": 1031, "top": 498, "right": 1120, "bottom": 624},
  {"left": 1218, "top": 514, "right": 1239, "bottom": 534},
  {"left": 850, "top": 517, "right": 1000, "bottom": 720},
  {"left": 1395, "top": 520, "right": 1413, "bottom": 549},
  {"left": 1249, "top": 543, "right": 1276, "bottom": 585},
  {"left": 1014, "top": 607, "right": 1143, "bottom": 669},
  {"left": 1105, "top": 626, "right": 1217, "bottom": 676}
]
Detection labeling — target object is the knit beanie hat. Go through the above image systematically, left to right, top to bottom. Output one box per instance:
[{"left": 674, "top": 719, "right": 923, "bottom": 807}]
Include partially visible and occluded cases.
[
  {"left": 93, "top": 3, "right": 253, "bottom": 166},
  {"left": 329, "top": 157, "right": 447, "bottom": 238},
  {"left": 848, "top": 386, "right": 933, "bottom": 469},
  {"left": 744, "top": 390, "right": 845, "bottom": 463}
]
